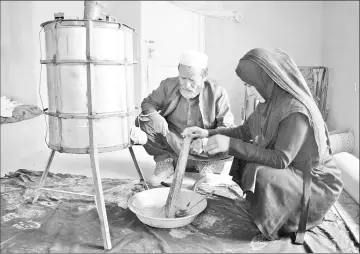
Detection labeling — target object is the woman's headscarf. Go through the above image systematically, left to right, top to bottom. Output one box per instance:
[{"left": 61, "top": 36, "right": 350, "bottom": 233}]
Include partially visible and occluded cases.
[{"left": 238, "top": 48, "right": 330, "bottom": 166}]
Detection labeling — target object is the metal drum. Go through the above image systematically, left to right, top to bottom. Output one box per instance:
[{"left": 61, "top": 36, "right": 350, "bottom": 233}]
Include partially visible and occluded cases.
[{"left": 41, "top": 19, "right": 137, "bottom": 154}]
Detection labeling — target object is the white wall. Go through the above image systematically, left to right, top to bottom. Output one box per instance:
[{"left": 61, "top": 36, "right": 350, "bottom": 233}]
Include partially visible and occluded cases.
[
  {"left": 1, "top": 1, "right": 38, "bottom": 105},
  {"left": 1, "top": 1, "right": 85, "bottom": 107},
  {"left": 103, "top": 1, "right": 145, "bottom": 105},
  {"left": 205, "top": 1, "right": 324, "bottom": 125},
  {"left": 321, "top": 1, "right": 359, "bottom": 157}
]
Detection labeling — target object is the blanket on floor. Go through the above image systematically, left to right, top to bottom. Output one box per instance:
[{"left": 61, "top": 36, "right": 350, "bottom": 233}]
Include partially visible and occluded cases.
[
  {"left": 1, "top": 105, "right": 42, "bottom": 124},
  {"left": 1, "top": 169, "right": 358, "bottom": 253}
]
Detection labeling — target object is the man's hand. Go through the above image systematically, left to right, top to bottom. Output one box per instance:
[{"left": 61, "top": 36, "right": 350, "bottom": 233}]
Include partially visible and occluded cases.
[
  {"left": 149, "top": 113, "right": 169, "bottom": 136},
  {"left": 182, "top": 126, "right": 209, "bottom": 139},
  {"left": 204, "top": 134, "right": 230, "bottom": 155},
  {"left": 189, "top": 138, "right": 204, "bottom": 155}
]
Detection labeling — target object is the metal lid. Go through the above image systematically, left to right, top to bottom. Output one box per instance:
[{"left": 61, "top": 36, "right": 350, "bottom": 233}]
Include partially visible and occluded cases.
[{"left": 40, "top": 19, "right": 135, "bottom": 31}]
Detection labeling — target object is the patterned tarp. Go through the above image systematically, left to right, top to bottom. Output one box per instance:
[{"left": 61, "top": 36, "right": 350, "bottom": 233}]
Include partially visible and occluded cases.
[{"left": 1, "top": 169, "right": 358, "bottom": 253}]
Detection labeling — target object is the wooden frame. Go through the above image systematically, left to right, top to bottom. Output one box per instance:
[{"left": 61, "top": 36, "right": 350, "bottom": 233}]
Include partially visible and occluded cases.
[{"left": 33, "top": 20, "right": 149, "bottom": 251}]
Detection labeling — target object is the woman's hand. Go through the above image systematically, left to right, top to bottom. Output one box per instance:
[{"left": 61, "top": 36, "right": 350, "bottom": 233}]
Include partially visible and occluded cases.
[
  {"left": 182, "top": 126, "right": 209, "bottom": 139},
  {"left": 204, "top": 134, "right": 230, "bottom": 155},
  {"left": 189, "top": 138, "right": 204, "bottom": 155}
]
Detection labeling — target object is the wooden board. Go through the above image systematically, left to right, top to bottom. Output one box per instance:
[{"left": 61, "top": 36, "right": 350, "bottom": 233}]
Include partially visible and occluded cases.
[{"left": 164, "top": 136, "right": 192, "bottom": 218}]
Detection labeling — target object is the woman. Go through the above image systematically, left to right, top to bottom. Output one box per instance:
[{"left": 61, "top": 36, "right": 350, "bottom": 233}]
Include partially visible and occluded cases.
[{"left": 183, "top": 48, "right": 343, "bottom": 243}]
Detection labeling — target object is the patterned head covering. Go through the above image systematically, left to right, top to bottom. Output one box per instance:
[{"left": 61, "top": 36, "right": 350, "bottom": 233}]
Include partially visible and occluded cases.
[{"left": 237, "top": 48, "right": 331, "bottom": 167}]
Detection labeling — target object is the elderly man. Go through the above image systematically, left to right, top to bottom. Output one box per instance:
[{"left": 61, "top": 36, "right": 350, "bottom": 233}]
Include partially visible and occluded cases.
[{"left": 137, "top": 50, "right": 234, "bottom": 186}]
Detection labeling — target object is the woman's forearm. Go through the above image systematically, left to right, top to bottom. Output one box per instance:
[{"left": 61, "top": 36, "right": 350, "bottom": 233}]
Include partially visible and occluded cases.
[
  {"left": 228, "top": 113, "right": 311, "bottom": 169},
  {"left": 207, "top": 121, "right": 252, "bottom": 142},
  {"left": 208, "top": 127, "right": 242, "bottom": 139},
  {"left": 228, "top": 138, "right": 290, "bottom": 169}
]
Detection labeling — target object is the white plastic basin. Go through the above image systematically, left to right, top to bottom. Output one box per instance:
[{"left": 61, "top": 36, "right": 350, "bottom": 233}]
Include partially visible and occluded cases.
[{"left": 127, "top": 188, "right": 207, "bottom": 228}]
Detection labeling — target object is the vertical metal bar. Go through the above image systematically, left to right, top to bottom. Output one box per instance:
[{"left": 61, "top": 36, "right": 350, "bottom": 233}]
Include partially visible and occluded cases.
[
  {"left": 85, "top": 20, "right": 112, "bottom": 251},
  {"left": 52, "top": 22, "right": 62, "bottom": 151},
  {"left": 54, "top": 22, "right": 62, "bottom": 150},
  {"left": 123, "top": 28, "right": 132, "bottom": 145},
  {"left": 124, "top": 28, "right": 147, "bottom": 188},
  {"left": 133, "top": 29, "right": 140, "bottom": 111},
  {"left": 133, "top": 29, "right": 140, "bottom": 112},
  {"left": 133, "top": 30, "right": 139, "bottom": 65},
  {"left": 128, "top": 147, "right": 149, "bottom": 190},
  {"left": 33, "top": 150, "right": 56, "bottom": 204}
]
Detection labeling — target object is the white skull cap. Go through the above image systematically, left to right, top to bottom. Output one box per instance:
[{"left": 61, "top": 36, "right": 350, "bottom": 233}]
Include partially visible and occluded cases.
[{"left": 179, "top": 50, "right": 208, "bottom": 69}]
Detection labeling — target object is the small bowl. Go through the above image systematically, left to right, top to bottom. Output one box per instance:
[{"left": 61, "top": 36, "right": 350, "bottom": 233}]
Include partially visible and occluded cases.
[{"left": 127, "top": 188, "right": 207, "bottom": 228}]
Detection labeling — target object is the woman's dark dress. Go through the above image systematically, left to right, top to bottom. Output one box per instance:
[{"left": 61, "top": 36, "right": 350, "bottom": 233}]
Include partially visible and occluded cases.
[{"left": 209, "top": 92, "right": 343, "bottom": 240}]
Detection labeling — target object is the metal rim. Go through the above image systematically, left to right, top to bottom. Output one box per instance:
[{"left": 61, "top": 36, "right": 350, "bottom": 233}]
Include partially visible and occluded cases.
[
  {"left": 41, "top": 19, "right": 135, "bottom": 31},
  {"left": 40, "top": 60, "right": 138, "bottom": 65},
  {"left": 44, "top": 108, "right": 138, "bottom": 119},
  {"left": 48, "top": 143, "right": 132, "bottom": 154},
  {"left": 128, "top": 188, "right": 207, "bottom": 221}
]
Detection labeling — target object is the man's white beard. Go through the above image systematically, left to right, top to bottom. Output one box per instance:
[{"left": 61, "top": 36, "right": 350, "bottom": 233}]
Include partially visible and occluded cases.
[{"left": 179, "top": 87, "right": 201, "bottom": 100}]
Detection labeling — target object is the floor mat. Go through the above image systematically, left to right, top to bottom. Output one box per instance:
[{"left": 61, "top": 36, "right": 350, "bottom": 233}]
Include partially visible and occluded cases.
[{"left": 1, "top": 169, "right": 358, "bottom": 253}]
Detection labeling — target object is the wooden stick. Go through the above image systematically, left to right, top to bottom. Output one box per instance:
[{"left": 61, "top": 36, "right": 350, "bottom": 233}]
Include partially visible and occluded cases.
[
  {"left": 86, "top": 20, "right": 112, "bottom": 250},
  {"left": 164, "top": 136, "right": 192, "bottom": 218},
  {"left": 33, "top": 150, "right": 56, "bottom": 204}
]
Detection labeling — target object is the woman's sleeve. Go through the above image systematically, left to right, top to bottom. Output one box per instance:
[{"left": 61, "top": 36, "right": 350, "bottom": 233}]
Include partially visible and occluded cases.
[
  {"left": 228, "top": 112, "right": 311, "bottom": 169},
  {"left": 208, "top": 119, "right": 252, "bottom": 142}
]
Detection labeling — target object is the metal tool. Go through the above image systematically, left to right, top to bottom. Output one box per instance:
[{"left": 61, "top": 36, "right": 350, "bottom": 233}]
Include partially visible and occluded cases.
[
  {"left": 160, "top": 181, "right": 171, "bottom": 187},
  {"left": 227, "top": 185, "right": 243, "bottom": 199},
  {"left": 174, "top": 190, "right": 215, "bottom": 218}
]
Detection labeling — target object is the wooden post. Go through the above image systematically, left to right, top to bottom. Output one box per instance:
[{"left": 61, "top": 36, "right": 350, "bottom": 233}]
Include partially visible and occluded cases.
[
  {"left": 86, "top": 20, "right": 112, "bottom": 250},
  {"left": 88, "top": 126, "right": 112, "bottom": 249},
  {"left": 164, "top": 136, "right": 192, "bottom": 218},
  {"left": 33, "top": 150, "right": 56, "bottom": 204}
]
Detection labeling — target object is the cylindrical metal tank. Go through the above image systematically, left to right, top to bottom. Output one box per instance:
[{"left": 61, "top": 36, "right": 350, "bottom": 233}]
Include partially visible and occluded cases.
[{"left": 41, "top": 19, "right": 137, "bottom": 154}]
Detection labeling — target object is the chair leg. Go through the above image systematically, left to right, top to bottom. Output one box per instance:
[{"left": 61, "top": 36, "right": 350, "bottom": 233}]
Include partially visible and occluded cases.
[
  {"left": 89, "top": 122, "right": 112, "bottom": 250},
  {"left": 128, "top": 146, "right": 149, "bottom": 190},
  {"left": 33, "top": 149, "right": 56, "bottom": 204}
]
